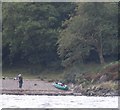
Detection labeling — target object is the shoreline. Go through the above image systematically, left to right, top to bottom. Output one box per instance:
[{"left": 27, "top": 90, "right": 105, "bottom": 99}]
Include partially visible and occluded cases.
[
  {"left": 1, "top": 79, "right": 119, "bottom": 96},
  {"left": 2, "top": 89, "right": 119, "bottom": 96},
  {"left": 2, "top": 89, "right": 73, "bottom": 95}
]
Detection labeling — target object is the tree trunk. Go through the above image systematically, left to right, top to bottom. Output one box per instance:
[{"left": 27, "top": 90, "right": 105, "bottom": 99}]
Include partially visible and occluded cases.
[
  {"left": 97, "top": 35, "right": 105, "bottom": 64},
  {"left": 97, "top": 47, "right": 105, "bottom": 64},
  {"left": 99, "top": 51, "right": 105, "bottom": 64}
]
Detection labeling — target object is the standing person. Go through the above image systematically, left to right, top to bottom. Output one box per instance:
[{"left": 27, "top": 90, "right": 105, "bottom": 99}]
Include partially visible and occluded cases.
[{"left": 18, "top": 74, "right": 23, "bottom": 88}]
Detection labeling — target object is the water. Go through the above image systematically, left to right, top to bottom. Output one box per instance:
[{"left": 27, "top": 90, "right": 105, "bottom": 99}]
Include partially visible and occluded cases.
[{"left": 1, "top": 95, "right": 118, "bottom": 108}]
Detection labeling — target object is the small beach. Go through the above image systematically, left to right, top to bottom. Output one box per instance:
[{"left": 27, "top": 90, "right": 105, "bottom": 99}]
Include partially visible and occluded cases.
[{"left": 2, "top": 79, "right": 73, "bottom": 95}]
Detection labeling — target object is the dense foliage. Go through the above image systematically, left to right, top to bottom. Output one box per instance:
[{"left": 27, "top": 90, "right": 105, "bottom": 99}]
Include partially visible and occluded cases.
[
  {"left": 2, "top": 2, "right": 118, "bottom": 69},
  {"left": 2, "top": 2, "right": 75, "bottom": 66},
  {"left": 57, "top": 3, "right": 118, "bottom": 67}
]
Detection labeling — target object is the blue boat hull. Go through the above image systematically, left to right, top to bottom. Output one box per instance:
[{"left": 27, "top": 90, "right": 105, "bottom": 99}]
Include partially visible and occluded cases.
[{"left": 53, "top": 83, "right": 68, "bottom": 90}]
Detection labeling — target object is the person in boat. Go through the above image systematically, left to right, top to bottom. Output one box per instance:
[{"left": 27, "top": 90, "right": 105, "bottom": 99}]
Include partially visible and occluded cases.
[
  {"left": 18, "top": 74, "right": 23, "bottom": 88},
  {"left": 57, "top": 82, "right": 65, "bottom": 86},
  {"left": 58, "top": 82, "right": 62, "bottom": 85},
  {"left": 61, "top": 83, "right": 65, "bottom": 86}
]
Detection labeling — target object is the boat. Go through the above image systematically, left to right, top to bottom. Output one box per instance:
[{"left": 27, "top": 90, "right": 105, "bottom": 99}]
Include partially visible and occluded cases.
[{"left": 52, "top": 82, "right": 68, "bottom": 90}]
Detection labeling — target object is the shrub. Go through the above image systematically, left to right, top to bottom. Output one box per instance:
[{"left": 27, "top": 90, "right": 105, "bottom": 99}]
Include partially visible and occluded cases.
[{"left": 63, "top": 73, "right": 76, "bottom": 84}]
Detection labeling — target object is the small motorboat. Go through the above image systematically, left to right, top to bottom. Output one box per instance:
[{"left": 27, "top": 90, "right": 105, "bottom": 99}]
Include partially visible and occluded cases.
[{"left": 52, "top": 82, "right": 68, "bottom": 90}]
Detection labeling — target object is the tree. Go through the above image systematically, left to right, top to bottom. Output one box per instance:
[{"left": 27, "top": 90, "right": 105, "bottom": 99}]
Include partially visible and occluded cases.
[
  {"left": 2, "top": 2, "right": 76, "bottom": 66},
  {"left": 57, "top": 3, "right": 118, "bottom": 67}
]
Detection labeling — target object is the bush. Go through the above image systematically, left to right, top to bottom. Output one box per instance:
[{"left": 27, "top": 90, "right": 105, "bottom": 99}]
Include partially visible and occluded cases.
[{"left": 63, "top": 73, "right": 76, "bottom": 84}]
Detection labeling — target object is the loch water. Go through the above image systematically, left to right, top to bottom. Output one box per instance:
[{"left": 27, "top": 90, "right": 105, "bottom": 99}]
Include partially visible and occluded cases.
[{"left": 1, "top": 95, "right": 118, "bottom": 108}]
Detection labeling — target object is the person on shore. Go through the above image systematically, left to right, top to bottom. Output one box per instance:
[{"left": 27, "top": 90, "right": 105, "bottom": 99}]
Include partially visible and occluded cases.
[{"left": 18, "top": 74, "right": 23, "bottom": 88}]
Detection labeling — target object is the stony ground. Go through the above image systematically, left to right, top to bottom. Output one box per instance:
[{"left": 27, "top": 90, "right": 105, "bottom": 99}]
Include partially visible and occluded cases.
[
  {"left": 1, "top": 79, "right": 73, "bottom": 95},
  {"left": 2, "top": 79, "right": 58, "bottom": 90}
]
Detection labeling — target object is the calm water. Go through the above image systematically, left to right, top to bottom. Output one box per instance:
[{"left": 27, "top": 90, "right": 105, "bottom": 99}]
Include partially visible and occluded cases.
[{"left": 1, "top": 95, "right": 118, "bottom": 108}]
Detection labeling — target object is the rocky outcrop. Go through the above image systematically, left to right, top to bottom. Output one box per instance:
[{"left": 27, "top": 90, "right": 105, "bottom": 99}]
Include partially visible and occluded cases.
[
  {"left": 72, "top": 63, "right": 119, "bottom": 96},
  {"left": 99, "top": 74, "right": 107, "bottom": 83},
  {"left": 72, "top": 84, "right": 119, "bottom": 96},
  {"left": 73, "top": 85, "right": 83, "bottom": 93},
  {"left": 83, "top": 87, "right": 118, "bottom": 96}
]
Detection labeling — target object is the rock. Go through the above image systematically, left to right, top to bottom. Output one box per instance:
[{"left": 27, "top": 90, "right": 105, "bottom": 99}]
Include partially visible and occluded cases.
[
  {"left": 99, "top": 74, "right": 107, "bottom": 83},
  {"left": 2, "top": 77, "right": 5, "bottom": 80},
  {"left": 14, "top": 77, "right": 17, "bottom": 80},
  {"left": 40, "top": 78, "right": 44, "bottom": 81},
  {"left": 91, "top": 79, "right": 94, "bottom": 83},
  {"left": 68, "top": 83, "right": 74, "bottom": 90},
  {"left": 34, "top": 84, "right": 37, "bottom": 86},
  {"left": 73, "top": 85, "right": 82, "bottom": 93},
  {"left": 91, "top": 86, "right": 95, "bottom": 90},
  {"left": 106, "top": 90, "right": 118, "bottom": 96},
  {"left": 89, "top": 91, "right": 95, "bottom": 96},
  {"left": 73, "top": 93, "right": 82, "bottom": 96},
  {"left": 106, "top": 93, "right": 112, "bottom": 96}
]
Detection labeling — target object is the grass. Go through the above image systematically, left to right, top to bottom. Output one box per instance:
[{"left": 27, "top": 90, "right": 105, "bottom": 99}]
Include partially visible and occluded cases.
[
  {"left": 2, "top": 60, "right": 118, "bottom": 81},
  {"left": 80, "top": 61, "right": 118, "bottom": 74},
  {"left": 63, "top": 62, "right": 106, "bottom": 77},
  {"left": 2, "top": 64, "right": 64, "bottom": 80}
]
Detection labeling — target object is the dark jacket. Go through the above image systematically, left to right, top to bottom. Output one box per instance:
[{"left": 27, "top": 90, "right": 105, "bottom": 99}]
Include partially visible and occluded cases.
[{"left": 18, "top": 76, "right": 23, "bottom": 84}]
